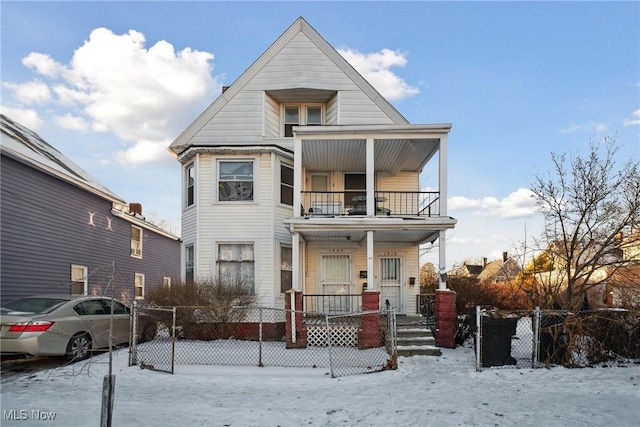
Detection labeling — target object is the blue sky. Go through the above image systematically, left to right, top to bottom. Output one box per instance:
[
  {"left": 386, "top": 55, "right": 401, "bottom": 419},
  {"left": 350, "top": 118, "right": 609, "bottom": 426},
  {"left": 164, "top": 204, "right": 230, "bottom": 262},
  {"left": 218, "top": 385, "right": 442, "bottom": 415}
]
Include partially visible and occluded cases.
[{"left": 2, "top": 1, "right": 639, "bottom": 267}]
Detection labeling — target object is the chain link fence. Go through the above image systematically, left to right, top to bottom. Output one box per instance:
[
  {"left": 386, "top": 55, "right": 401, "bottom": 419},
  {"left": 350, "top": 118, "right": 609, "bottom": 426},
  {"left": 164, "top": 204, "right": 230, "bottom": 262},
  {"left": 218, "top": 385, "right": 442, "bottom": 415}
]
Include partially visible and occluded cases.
[
  {"left": 129, "top": 303, "right": 397, "bottom": 378},
  {"left": 472, "top": 306, "right": 640, "bottom": 371}
]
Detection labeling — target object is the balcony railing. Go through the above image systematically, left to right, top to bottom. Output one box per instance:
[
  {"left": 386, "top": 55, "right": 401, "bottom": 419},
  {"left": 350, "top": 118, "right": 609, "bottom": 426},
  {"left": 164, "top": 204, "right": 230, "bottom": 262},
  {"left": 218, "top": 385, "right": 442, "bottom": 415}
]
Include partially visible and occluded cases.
[{"left": 301, "top": 191, "right": 440, "bottom": 217}]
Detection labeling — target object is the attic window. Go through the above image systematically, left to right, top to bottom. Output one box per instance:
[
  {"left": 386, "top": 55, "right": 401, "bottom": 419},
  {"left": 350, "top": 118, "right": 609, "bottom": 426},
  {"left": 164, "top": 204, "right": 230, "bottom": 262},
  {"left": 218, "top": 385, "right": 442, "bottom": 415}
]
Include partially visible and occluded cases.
[{"left": 284, "top": 104, "right": 323, "bottom": 137}]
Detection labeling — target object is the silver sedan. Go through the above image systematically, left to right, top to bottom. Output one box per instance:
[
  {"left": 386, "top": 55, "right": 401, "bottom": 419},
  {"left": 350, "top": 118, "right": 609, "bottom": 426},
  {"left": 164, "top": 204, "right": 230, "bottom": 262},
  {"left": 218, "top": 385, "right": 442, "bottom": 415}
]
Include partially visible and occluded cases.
[{"left": 0, "top": 295, "right": 156, "bottom": 361}]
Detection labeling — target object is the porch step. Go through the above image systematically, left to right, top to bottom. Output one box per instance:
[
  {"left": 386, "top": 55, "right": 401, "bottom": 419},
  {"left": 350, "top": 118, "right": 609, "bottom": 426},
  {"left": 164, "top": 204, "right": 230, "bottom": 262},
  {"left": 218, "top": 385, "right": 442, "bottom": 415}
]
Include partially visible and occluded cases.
[{"left": 395, "top": 316, "right": 441, "bottom": 357}]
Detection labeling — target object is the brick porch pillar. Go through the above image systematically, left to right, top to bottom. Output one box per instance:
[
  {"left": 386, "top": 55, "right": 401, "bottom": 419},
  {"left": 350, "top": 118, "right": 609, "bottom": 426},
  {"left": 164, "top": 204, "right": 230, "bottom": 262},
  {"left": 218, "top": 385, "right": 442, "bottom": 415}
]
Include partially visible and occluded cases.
[
  {"left": 435, "top": 289, "right": 456, "bottom": 348},
  {"left": 285, "top": 290, "right": 307, "bottom": 348},
  {"left": 358, "top": 290, "right": 382, "bottom": 349}
]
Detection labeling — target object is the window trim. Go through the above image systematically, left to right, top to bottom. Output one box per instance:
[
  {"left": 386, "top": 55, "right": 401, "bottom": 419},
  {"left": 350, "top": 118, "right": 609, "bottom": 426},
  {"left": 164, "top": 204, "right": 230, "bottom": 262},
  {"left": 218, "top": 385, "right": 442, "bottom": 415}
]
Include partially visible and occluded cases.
[
  {"left": 282, "top": 103, "right": 324, "bottom": 137},
  {"left": 217, "top": 159, "right": 256, "bottom": 203},
  {"left": 185, "top": 162, "right": 195, "bottom": 208},
  {"left": 280, "top": 162, "right": 294, "bottom": 206},
  {"left": 131, "top": 225, "right": 143, "bottom": 258},
  {"left": 216, "top": 242, "right": 255, "bottom": 294},
  {"left": 185, "top": 244, "right": 194, "bottom": 284},
  {"left": 280, "top": 244, "right": 293, "bottom": 294},
  {"left": 70, "top": 265, "right": 88, "bottom": 296},
  {"left": 134, "top": 273, "right": 145, "bottom": 300},
  {"left": 163, "top": 277, "right": 171, "bottom": 288}
]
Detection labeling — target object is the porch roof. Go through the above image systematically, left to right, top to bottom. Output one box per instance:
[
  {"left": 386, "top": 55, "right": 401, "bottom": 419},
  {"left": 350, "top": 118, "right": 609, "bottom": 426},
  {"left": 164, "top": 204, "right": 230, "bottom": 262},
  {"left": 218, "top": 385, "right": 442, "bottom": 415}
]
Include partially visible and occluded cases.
[{"left": 283, "top": 216, "right": 457, "bottom": 245}]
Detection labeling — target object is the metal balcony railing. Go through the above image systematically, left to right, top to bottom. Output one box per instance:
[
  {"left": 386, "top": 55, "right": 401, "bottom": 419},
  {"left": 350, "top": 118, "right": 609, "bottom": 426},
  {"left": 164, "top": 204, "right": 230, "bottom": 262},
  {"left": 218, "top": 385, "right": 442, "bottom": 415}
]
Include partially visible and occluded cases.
[
  {"left": 300, "top": 191, "right": 440, "bottom": 217},
  {"left": 303, "top": 294, "right": 363, "bottom": 314}
]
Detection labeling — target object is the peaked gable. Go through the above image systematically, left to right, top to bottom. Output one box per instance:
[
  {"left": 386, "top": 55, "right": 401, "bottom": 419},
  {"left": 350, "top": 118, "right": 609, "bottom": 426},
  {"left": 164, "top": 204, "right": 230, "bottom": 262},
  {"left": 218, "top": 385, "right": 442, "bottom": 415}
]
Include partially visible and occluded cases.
[{"left": 170, "top": 17, "right": 408, "bottom": 155}]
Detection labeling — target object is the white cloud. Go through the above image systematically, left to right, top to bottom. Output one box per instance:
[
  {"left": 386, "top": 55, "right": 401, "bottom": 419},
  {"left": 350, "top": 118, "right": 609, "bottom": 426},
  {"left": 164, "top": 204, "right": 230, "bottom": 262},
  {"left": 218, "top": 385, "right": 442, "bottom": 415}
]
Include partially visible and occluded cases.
[
  {"left": 7, "top": 27, "right": 220, "bottom": 164},
  {"left": 337, "top": 47, "right": 419, "bottom": 101},
  {"left": 3, "top": 81, "right": 51, "bottom": 105},
  {"left": 0, "top": 106, "right": 43, "bottom": 130},
  {"left": 623, "top": 109, "right": 640, "bottom": 126},
  {"left": 55, "top": 113, "right": 91, "bottom": 131},
  {"left": 595, "top": 123, "right": 609, "bottom": 132},
  {"left": 560, "top": 124, "right": 582, "bottom": 134},
  {"left": 448, "top": 188, "right": 537, "bottom": 219}
]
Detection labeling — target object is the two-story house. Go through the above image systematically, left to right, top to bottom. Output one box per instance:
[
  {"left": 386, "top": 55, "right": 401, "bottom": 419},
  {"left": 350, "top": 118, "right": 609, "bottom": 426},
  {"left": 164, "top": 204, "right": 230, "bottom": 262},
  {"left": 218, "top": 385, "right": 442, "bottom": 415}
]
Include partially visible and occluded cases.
[
  {"left": 169, "top": 17, "right": 456, "bottom": 318},
  {"left": 1, "top": 114, "right": 181, "bottom": 304}
]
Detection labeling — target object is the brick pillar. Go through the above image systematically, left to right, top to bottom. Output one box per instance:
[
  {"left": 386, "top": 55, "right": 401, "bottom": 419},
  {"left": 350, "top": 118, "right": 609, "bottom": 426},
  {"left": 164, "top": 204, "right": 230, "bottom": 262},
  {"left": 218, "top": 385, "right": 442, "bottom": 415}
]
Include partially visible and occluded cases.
[
  {"left": 435, "top": 289, "right": 456, "bottom": 348},
  {"left": 285, "top": 290, "right": 307, "bottom": 348},
  {"left": 358, "top": 290, "right": 382, "bottom": 349}
]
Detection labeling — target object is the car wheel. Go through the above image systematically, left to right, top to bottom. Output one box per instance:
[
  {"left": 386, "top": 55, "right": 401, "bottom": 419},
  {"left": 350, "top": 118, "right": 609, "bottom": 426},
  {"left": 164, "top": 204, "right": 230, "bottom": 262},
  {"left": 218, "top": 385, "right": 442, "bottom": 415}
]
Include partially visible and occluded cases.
[
  {"left": 139, "top": 322, "right": 157, "bottom": 343},
  {"left": 66, "top": 333, "right": 91, "bottom": 362}
]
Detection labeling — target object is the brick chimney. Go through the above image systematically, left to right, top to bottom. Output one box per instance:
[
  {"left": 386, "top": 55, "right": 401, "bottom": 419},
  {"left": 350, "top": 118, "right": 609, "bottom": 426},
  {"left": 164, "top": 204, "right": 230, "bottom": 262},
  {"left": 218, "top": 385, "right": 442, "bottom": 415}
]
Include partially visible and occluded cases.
[
  {"left": 129, "top": 203, "right": 142, "bottom": 216},
  {"left": 503, "top": 252, "right": 508, "bottom": 262}
]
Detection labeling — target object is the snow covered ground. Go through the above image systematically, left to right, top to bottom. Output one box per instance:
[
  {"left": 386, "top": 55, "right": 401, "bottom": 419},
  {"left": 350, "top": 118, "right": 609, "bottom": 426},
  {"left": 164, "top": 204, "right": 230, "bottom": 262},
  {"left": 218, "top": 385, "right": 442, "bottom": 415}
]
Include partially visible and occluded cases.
[{"left": 1, "top": 345, "right": 638, "bottom": 426}]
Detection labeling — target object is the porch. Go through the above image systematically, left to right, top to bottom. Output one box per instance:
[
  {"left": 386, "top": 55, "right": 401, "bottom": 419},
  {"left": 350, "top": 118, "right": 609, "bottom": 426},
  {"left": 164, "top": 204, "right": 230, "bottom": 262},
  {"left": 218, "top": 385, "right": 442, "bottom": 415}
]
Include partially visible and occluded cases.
[{"left": 301, "top": 190, "right": 440, "bottom": 217}]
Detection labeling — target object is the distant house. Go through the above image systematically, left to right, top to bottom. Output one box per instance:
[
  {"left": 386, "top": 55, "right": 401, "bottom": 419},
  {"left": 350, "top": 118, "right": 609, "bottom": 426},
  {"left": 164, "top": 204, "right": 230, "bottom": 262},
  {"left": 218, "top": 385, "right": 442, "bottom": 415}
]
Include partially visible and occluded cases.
[
  {"left": 168, "top": 17, "right": 456, "bottom": 317},
  {"left": 0, "top": 114, "right": 181, "bottom": 303},
  {"left": 477, "top": 252, "right": 522, "bottom": 283}
]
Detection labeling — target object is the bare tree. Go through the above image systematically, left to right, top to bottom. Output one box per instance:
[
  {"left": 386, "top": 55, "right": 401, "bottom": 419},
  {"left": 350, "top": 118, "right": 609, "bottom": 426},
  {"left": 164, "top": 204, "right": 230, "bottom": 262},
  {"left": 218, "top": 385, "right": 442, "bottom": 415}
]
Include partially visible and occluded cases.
[{"left": 529, "top": 137, "right": 640, "bottom": 309}]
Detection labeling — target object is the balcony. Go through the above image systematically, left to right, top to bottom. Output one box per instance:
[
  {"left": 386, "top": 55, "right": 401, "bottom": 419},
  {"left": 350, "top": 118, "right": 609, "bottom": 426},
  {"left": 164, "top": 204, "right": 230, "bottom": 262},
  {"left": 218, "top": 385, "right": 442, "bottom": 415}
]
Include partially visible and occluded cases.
[{"left": 301, "top": 191, "right": 440, "bottom": 217}]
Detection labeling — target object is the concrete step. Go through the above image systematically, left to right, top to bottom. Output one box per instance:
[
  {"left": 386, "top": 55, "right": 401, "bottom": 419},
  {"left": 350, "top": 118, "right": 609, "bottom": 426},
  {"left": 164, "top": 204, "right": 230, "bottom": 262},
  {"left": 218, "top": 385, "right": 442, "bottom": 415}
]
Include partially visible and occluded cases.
[
  {"left": 397, "top": 327, "right": 434, "bottom": 338},
  {"left": 397, "top": 336, "right": 436, "bottom": 346},
  {"left": 397, "top": 344, "right": 441, "bottom": 357}
]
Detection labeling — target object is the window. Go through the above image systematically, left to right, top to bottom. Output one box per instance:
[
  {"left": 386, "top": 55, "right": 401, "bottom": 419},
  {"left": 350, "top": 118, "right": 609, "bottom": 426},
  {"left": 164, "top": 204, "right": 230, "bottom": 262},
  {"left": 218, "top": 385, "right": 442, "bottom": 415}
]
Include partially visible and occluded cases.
[
  {"left": 284, "top": 104, "right": 323, "bottom": 137},
  {"left": 219, "top": 161, "right": 254, "bottom": 201},
  {"left": 185, "top": 163, "right": 195, "bottom": 207},
  {"left": 280, "top": 164, "right": 294, "bottom": 206},
  {"left": 131, "top": 225, "right": 142, "bottom": 258},
  {"left": 217, "top": 243, "right": 254, "bottom": 293},
  {"left": 185, "top": 244, "right": 194, "bottom": 283},
  {"left": 280, "top": 245, "right": 292, "bottom": 293},
  {"left": 71, "top": 265, "right": 88, "bottom": 295},
  {"left": 134, "top": 273, "right": 145, "bottom": 299},
  {"left": 163, "top": 277, "right": 171, "bottom": 288}
]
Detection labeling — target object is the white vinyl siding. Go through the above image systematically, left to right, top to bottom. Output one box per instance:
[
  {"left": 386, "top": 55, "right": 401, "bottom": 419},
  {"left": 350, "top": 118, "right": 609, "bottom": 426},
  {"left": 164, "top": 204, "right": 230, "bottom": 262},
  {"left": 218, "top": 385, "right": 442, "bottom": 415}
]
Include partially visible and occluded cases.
[{"left": 264, "top": 94, "right": 280, "bottom": 137}]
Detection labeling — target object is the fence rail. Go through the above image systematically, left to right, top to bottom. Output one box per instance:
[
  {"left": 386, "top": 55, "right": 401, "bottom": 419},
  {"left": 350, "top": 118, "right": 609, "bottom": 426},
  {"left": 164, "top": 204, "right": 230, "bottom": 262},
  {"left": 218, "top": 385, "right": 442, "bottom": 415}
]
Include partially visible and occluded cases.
[
  {"left": 129, "top": 304, "right": 397, "bottom": 378},
  {"left": 473, "top": 306, "right": 640, "bottom": 371}
]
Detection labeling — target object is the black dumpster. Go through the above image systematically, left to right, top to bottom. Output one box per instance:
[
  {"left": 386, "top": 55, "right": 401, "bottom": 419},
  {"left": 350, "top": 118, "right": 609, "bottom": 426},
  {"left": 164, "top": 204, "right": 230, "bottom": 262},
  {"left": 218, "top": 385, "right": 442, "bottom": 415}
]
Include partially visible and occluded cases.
[{"left": 481, "top": 316, "right": 518, "bottom": 367}]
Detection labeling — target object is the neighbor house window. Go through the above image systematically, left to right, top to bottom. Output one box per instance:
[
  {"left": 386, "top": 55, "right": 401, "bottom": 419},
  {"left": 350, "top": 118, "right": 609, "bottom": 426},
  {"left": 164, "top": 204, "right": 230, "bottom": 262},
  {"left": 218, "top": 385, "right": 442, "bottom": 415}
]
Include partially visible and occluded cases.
[
  {"left": 284, "top": 104, "right": 323, "bottom": 137},
  {"left": 219, "top": 161, "right": 254, "bottom": 201},
  {"left": 185, "top": 163, "right": 195, "bottom": 207},
  {"left": 280, "top": 164, "right": 294, "bottom": 206},
  {"left": 131, "top": 225, "right": 142, "bottom": 258},
  {"left": 217, "top": 243, "right": 255, "bottom": 293},
  {"left": 185, "top": 244, "right": 194, "bottom": 283},
  {"left": 280, "top": 245, "right": 292, "bottom": 293},
  {"left": 71, "top": 265, "right": 88, "bottom": 295},
  {"left": 134, "top": 273, "right": 145, "bottom": 299},
  {"left": 163, "top": 277, "right": 171, "bottom": 288}
]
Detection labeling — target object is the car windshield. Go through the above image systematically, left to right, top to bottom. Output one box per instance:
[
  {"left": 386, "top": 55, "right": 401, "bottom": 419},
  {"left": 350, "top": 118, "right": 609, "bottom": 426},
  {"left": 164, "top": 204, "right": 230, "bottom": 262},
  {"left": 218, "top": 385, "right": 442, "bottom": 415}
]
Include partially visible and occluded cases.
[{"left": 1, "top": 298, "right": 68, "bottom": 314}]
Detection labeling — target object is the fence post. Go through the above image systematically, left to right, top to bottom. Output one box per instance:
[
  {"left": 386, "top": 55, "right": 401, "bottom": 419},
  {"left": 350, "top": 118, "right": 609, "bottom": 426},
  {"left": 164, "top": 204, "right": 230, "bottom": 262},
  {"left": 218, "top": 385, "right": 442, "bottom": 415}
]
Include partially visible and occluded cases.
[
  {"left": 130, "top": 300, "right": 138, "bottom": 366},
  {"left": 475, "top": 305, "right": 482, "bottom": 372},
  {"left": 171, "top": 306, "right": 176, "bottom": 374},
  {"left": 258, "top": 306, "right": 264, "bottom": 367},
  {"left": 532, "top": 306, "right": 541, "bottom": 369},
  {"left": 326, "top": 313, "right": 335, "bottom": 378}
]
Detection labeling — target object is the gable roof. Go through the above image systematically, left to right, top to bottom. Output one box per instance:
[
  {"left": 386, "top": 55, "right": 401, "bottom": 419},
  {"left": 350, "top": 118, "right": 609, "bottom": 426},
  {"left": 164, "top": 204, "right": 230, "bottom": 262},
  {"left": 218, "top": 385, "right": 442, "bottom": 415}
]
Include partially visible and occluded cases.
[
  {"left": 169, "top": 17, "right": 409, "bottom": 156},
  {"left": 0, "top": 114, "right": 124, "bottom": 204},
  {"left": 477, "top": 257, "right": 522, "bottom": 282}
]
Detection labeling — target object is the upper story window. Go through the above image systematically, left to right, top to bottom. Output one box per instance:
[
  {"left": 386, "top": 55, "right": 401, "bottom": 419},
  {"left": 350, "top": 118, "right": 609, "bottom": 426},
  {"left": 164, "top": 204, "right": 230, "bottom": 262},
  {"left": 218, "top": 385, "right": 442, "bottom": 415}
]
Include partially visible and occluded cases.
[
  {"left": 284, "top": 105, "right": 323, "bottom": 137},
  {"left": 219, "top": 161, "right": 254, "bottom": 201},
  {"left": 185, "top": 163, "right": 195, "bottom": 207},
  {"left": 280, "top": 164, "right": 294, "bottom": 206},
  {"left": 131, "top": 225, "right": 142, "bottom": 258}
]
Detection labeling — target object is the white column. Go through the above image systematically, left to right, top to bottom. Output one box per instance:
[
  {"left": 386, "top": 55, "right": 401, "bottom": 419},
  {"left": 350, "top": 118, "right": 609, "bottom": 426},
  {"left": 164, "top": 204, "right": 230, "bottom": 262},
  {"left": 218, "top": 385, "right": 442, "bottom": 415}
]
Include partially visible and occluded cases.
[
  {"left": 439, "top": 135, "right": 448, "bottom": 216},
  {"left": 293, "top": 137, "right": 302, "bottom": 217},
  {"left": 366, "top": 138, "right": 375, "bottom": 216},
  {"left": 367, "top": 230, "right": 375, "bottom": 290},
  {"left": 438, "top": 230, "right": 447, "bottom": 290},
  {"left": 292, "top": 231, "right": 301, "bottom": 291}
]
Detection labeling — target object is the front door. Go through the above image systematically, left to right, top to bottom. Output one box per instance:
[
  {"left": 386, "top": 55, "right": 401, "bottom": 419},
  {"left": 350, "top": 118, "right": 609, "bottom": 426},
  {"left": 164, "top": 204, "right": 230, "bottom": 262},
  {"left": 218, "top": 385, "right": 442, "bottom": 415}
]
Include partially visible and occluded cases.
[
  {"left": 320, "top": 254, "right": 352, "bottom": 313},
  {"left": 380, "top": 257, "right": 403, "bottom": 314}
]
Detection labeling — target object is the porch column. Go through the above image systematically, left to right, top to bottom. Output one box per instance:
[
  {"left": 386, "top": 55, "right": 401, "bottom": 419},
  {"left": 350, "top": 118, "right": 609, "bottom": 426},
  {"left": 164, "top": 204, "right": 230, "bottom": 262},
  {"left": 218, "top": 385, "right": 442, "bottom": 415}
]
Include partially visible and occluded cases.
[
  {"left": 439, "top": 135, "right": 448, "bottom": 216},
  {"left": 293, "top": 136, "right": 302, "bottom": 218},
  {"left": 366, "top": 137, "right": 375, "bottom": 216},
  {"left": 367, "top": 230, "right": 375, "bottom": 291},
  {"left": 438, "top": 230, "right": 447, "bottom": 290},
  {"left": 292, "top": 231, "right": 301, "bottom": 291}
]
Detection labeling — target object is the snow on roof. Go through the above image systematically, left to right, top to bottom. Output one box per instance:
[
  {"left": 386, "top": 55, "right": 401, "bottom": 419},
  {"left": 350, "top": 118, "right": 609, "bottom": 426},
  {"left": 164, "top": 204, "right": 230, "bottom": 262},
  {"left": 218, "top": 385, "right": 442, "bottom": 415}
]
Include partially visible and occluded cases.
[{"left": 0, "top": 114, "right": 125, "bottom": 204}]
